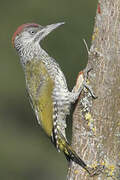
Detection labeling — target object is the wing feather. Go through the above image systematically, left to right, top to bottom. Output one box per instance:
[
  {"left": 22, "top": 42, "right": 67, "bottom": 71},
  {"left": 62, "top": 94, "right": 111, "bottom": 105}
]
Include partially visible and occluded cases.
[{"left": 25, "top": 59, "right": 54, "bottom": 137}]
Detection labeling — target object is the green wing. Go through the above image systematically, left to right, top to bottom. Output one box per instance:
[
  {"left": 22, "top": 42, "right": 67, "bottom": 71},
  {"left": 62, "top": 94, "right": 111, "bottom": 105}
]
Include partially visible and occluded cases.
[{"left": 25, "top": 59, "right": 54, "bottom": 137}]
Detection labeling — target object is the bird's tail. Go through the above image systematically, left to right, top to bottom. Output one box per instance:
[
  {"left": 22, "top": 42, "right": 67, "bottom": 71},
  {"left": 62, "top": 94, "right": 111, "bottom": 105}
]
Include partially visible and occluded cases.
[{"left": 56, "top": 131, "right": 91, "bottom": 175}]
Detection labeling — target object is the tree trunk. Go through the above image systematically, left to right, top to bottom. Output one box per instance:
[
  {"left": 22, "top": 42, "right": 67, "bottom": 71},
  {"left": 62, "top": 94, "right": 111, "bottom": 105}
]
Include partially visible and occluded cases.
[{"left": 67, "top": 0, "right": 120, "bottom": 179}]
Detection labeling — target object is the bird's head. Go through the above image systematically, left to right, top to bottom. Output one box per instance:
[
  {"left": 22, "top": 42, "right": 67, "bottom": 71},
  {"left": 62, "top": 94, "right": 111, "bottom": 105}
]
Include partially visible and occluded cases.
[
  {"left": 12, "top": 22, "right": 65, "bottom": 52},
  {"left": 12, "top": 22, "right": 65, "bottom": 65}
]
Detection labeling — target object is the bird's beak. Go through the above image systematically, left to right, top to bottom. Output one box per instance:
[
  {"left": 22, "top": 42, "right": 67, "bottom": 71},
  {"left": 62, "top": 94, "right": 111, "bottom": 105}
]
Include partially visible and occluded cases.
[{"left": 35, "top": 22, "right": 65, "bottom": 42}]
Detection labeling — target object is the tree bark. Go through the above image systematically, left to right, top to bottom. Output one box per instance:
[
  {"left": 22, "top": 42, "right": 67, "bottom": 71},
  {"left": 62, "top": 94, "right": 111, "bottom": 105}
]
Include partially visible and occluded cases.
[{"left": 67, "top": 0, "right": 120, "bottom": 179}]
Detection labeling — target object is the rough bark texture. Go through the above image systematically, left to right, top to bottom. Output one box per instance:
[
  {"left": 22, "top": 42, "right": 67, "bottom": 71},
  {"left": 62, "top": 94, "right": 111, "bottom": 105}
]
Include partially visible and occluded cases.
[{"left": 67, "top": 0, "right": 120, "bottom": 179}]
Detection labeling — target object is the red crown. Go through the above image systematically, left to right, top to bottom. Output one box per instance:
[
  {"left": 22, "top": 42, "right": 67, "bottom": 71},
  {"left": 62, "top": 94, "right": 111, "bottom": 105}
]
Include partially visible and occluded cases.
[{"left": 12, "top": 23, "right": 39, "bottom": 47}]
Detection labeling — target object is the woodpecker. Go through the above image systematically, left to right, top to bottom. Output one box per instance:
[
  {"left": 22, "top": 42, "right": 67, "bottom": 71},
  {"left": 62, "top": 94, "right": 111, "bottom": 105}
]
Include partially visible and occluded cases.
[{"left": 12, "top": 22, "right": 99, "bottom": 175}]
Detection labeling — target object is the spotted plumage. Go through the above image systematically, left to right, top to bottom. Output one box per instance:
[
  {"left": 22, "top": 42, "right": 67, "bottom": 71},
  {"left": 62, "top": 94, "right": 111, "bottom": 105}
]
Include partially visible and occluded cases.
[{"left": 12, "top": 22, "right": 94, "bottom": 175}]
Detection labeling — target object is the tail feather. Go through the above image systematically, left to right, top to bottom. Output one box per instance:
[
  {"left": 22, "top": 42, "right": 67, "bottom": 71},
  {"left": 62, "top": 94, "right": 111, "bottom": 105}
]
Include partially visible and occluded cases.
[
  {"left": 52, "top": 129, "right": 104, "bottom": 176},
  {"left": 57, "top": 131, "right": 91, "bottom": 174}
]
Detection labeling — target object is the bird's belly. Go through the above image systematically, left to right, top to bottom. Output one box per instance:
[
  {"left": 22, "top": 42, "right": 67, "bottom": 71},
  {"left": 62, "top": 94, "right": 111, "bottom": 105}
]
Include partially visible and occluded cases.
[{"left": 52, "top": 85, "right": 71, "bottom": 137}]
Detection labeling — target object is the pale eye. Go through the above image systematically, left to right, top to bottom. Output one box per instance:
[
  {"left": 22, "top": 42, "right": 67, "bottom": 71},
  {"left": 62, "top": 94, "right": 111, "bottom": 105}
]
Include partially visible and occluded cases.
[{"left": 29, "top": 30, "right": 36, "bottom": 35}]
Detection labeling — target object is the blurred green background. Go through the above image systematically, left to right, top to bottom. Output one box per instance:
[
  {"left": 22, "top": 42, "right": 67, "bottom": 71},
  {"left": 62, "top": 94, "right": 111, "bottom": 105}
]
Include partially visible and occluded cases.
[{"left": 0, "top": 0, "right": 97, "bottom": 179}]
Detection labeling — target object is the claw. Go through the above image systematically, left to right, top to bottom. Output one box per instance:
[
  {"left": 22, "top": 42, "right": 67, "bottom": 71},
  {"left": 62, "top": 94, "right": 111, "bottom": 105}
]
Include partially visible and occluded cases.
[
  {"left": 83, "top": 67, "right": 93, "bottom": 81},
  {"left": 74, "top": 68, "right": 97, "bottom": 99},
  {"left": 83, "top": 68, "right": 97, "bottom": 99},
  {"left": 84, "top": 82, "right": 98, "bottom": 99}
]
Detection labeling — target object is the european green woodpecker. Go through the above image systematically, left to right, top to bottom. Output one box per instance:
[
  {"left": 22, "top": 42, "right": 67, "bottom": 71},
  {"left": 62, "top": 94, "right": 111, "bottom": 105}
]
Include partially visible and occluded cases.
[{"left": 12, "top": 22, "right": 98, "bottom": 175}]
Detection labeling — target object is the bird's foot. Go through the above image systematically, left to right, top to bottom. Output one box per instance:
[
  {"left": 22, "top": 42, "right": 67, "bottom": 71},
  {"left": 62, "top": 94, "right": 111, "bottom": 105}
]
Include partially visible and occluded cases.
[
  {"left": 83, "top": 67, "right": 97, "bottom": 99},
  {"left": 74, "top": 68, "right": 97, "bottom": 99},
  {"left": 83, "top": 82, "right": 97, "bottom": 99}
]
